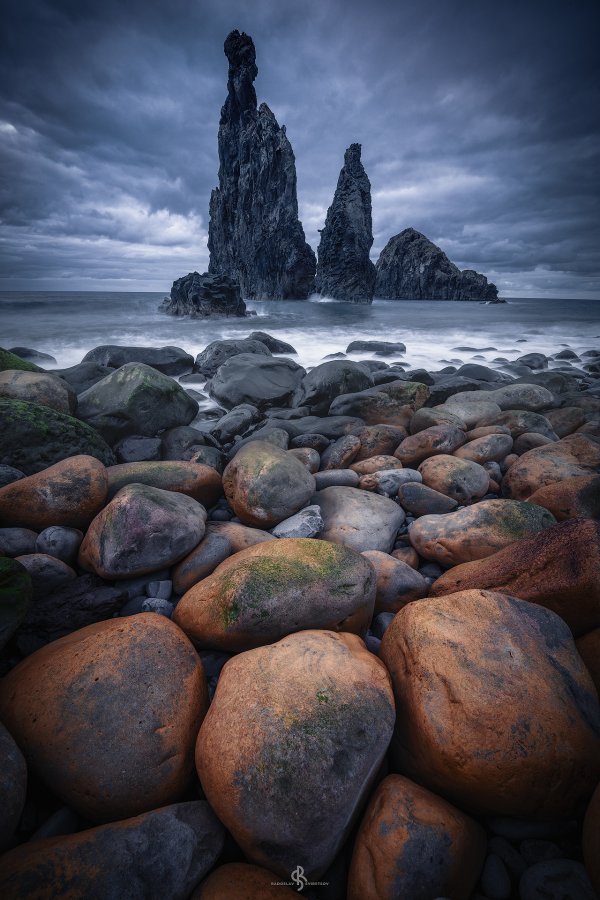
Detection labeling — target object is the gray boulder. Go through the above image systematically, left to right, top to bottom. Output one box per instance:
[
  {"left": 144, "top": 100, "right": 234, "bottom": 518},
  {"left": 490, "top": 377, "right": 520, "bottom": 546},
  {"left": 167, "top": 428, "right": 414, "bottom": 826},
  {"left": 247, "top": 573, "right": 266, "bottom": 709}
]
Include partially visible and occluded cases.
[
  {"left": 195, "top": 338, "right": 271, "bottom": 377},
  {"left": 82, "top": 345, "right": 194, "bottom": 376},
  {"left": 209, "top": 353, "right": 305, "bottom": 410},
  {"left": 293, "top": 360, "right": 373, "bottom": 413},
  {"left": 311, "top": 485, "right": 405, "bottom": 552}
]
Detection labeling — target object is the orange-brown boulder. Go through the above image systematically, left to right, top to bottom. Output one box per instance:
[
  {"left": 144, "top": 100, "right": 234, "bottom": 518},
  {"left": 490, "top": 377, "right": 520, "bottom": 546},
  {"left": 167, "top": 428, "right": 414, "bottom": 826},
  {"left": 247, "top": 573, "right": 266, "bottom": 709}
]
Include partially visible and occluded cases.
[
  {"left": 351, "top": 424, "right": 407, "bottom": 460},
  {"left": 394, "top": 425, "right": 466, "bottom": 465},
  {"left": 502, "top": 434, "right": 600, "bottom": 499},
  {"left": 223, "top": 441, "right": 316, "bottom": 528},
  {"left": 418, "top": 454, "right": 489, "bottom": 503},
  {"left": 0, "top": 455, "right": 107, "bottom": 530},
  {"left": 350, "top": 455, "right": 403, "bottom": 475},
  {"left": 107, "top": 460, "right": 222, "bottom": 505},
  {"left": 528, "top": 474, "right": 600, "bottom": 521},
  {"left": 78, "top": 482, "right": 207, "bottom": 579},
  {"left": 409, "top": 499, "right": 555, "bottom": 566},
  {"left": 430, "top": 518, "right": 600, "bottom": 635},
  {"left": 210, "top": 520, "right": 276, "bottom": 553},
  {"left": 173, "top": 538, "right": 375, "bottom": 651},
  {"left": 391, "top": 546, "right": 419, "bottom": 569},
  {"left": 362, "top": 550, "right": 428, "bottom": 615},
  {"left": 380, "top": 590, "right": 600, "bottom": 818},
  {"left": 0, "top": 614, "right": 207, "bottom": 822},
  {"left": 577, "top": 629, "right": 600, "bottom": 694},
  {"left": 196, "top": 630, "right": 395, "bottom": 878},
  {"left": 347, "top": 774, "right": 486, "bottom": 900},
  {"left": 583, "top": 782, "right": 600, "bottom": 897},
  {"left": 0, "top": 801, "right": 224, "bottom": 900},
  {"left": 192, "top": 862, "right": 298, "bottom": 898}
]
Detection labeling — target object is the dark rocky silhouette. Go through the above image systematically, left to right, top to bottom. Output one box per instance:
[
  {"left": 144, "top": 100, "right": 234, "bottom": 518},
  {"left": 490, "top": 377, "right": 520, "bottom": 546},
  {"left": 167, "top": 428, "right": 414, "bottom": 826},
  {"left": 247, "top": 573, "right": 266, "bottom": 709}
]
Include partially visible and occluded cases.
[
  {"left": 208, "top": 31, "right": 315, "bottom": 300},
  {"left": 315, "top": 144, "right": 376, "bottom": 304},
  {"left": 375, "top": 228, "right": 499, "bottom": 301},
  {"left": 160, "top": 272, "right": 247, "bottom": 318}
]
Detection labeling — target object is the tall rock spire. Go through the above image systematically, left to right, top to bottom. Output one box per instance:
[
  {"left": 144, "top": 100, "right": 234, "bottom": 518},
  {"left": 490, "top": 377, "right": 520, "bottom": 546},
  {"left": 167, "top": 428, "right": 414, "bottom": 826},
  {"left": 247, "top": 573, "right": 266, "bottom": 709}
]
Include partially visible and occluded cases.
[
  {"left": 208, "top": 30, "right": 316, "bottom": 300},
  {"left": 315, "top": 143, "right": 376, "bottom": 304}
]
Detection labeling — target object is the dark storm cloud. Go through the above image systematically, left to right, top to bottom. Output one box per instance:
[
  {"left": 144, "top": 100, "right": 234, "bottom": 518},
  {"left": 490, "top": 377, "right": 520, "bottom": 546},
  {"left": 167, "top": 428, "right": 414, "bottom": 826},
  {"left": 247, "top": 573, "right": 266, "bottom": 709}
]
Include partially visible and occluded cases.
[{"left": 1, "top": 0, "right": 599, "bottom": 296}]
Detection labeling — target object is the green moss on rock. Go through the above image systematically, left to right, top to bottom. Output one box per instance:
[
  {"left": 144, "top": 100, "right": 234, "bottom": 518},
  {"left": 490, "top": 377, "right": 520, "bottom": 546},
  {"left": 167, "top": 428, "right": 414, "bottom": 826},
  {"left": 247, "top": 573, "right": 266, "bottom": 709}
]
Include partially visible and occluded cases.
[{"left": 0, "top": 348, "right": 44, "bottom": 373}]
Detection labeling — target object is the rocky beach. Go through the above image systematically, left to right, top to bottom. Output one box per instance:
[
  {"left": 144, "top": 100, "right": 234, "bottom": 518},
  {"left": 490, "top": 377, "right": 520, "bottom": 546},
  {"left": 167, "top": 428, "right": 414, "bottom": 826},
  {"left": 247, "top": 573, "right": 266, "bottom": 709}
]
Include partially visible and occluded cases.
[{"left": 0, "top": 330, "right": 599, "bottom": 898}]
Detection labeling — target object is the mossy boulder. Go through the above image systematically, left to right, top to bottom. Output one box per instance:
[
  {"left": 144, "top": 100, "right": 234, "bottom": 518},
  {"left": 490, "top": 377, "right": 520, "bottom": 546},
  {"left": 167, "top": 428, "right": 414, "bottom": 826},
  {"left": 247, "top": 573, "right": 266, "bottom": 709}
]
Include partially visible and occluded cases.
[
  {"left": 0, "top": 347, "right": 43, "bottom": 373},
  {"left": 77, "top": 362, "right": 199, "bottom": 443},
  {"left": 0, "top": 370, "right": 76, "bottom": 415},
  {"left": 0, "top": 398, "right": 115, "bottom": 475},
  {"left": 107, "top": 460, "right": 222, "bottom": 506},
  {"left": 409, "top": 499, "right": 556, "bottom": 566},
  {"left": 173, "top": 538, "right": 376, "bottom": 651},
  {"left": 0, "top": 557, "right": 32, "bottom": 651},
  {"left": 196, "top": 630, "right": 395, "bottom": 878}
]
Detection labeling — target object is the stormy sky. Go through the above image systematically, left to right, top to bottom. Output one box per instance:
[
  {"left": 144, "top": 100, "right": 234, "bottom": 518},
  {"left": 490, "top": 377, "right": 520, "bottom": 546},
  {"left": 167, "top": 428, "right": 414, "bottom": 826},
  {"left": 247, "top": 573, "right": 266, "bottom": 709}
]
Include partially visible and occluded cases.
[{"left": 1, "top": 0, "right": 599, "bottom": 297}]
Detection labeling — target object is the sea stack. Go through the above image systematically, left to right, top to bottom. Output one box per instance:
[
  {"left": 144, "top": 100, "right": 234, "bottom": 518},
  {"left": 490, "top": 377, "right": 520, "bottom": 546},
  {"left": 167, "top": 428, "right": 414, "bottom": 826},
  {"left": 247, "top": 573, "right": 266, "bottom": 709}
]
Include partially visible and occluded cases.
[
  {"left": 208, "top": 31, "right": 316, "bottom": 300},
  {"left": 315, "top": 144, "right": 376, "bottom": 304},
  {"left": 375, "top": 228, "right": 499, "bottom": 301}
]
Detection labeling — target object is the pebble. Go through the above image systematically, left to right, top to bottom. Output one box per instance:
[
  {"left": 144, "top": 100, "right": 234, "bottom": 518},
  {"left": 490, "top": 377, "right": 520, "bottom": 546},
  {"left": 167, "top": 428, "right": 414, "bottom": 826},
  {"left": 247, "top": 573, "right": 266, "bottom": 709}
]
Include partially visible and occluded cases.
[
  {"left": 0, "top": 465, "right": 26, "bottom": 488},
  {"left": 314, "top": 469, "right": 360, "bottom": 489},
  {"left": 270, "top": 505, "right": 324, "bottom": 539},
  {"left": 35, "top": 526, "right": 83, "bottom": 565},
  {"left": 0, "top": 527, "right": 38, "bottom": 557},
  {"left": 418, "top": 561, "right": 444, "bottom": 579},
  {"left": 145, "top": 580, "right": 172, "bottom": 600},
  {"left": 141, "top": 598, "right": 174, "bottom": 617},
  {"left": 364, "top": 634, "right": 381, "bottom": 655},
  {"left": 488, "top": 836, "right": 527, "bottom": 879},
  {"left": 481, "top": 853, "right": 511, "bottom": 900}
]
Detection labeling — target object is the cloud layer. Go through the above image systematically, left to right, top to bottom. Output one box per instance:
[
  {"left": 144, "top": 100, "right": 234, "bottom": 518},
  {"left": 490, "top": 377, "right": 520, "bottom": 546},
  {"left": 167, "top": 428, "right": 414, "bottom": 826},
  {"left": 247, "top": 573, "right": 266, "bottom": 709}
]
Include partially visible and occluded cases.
[{"left": 1, "top": 0, "right": 599, "bottom": 296}]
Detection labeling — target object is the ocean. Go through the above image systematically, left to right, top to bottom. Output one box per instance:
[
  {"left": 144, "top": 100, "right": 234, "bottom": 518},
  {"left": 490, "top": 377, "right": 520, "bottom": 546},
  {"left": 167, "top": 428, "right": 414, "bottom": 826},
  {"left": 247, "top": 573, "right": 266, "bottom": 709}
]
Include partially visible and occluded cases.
[{"left": 1, "top": 292, "right": 599, "bottom": 373}]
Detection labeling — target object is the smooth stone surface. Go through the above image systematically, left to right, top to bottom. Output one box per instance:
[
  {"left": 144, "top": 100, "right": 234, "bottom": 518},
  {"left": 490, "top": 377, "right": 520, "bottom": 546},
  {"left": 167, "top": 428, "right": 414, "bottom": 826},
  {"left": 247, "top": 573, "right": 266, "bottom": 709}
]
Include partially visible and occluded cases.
[
  {"left": 82, "top": 344, "right": 194, "bottom": 375},
  {"left": 209, "top": 354, "right": 305, "bottom": 410},
  {"left": 293, "top": 360, "right": 373, "bottom": 412},
  {"left": 54, "top": 361, "right": 113, "bottom": 394},
  {"left": 77, "top": 362, "right": 198, "bottom": 443},
  {"left": 0, "top": 369, "right": 75, "bottom": 415},
  {"left": 329, "top": 381, "right": 429, "bottom": 427},
  {"left": 0, "top": 398, "right": 115, "bottom": 475},
  {"left": 441, "top": 399, "right": 502, "bottom": 429},
  {"left": 409, "top": 406, "right": 466, "bottom": 435},
  {"left": 478, "top": 410, "right": 558, "bottom": 440},
  {"left": 351, "top": 423, "right": 407, "bottom": 459},
  {"left": 394, "top": 425, "right": 467, "bottom": 465},
  {"left": 320, "top": 433, "right": 361, "bottom": 470},
  {"left": 454, "top": 433, "right": 514, "bottom": 464},
  {"left": 114, "top": 435, "right": 162, "bottom": 463},
  {"left": 502, "top": 435, "right": 600, "bottom": 499},
  {"left": 223, "top": 441, "right": 315, "bottom": 528},
  {"left": 351, "top": 454, "right": 404, "bottom": 474},
  {"left": 418, "top": 454, "right": 490, "bottom": 504},
  {"left": 0, "top": 455, "right": 108, "bottom": 531},
  {"left": 106, "top": 460, "right": 222, "bottom": 506},
  {"left": 0, "top": 465, "right": 26, "bottom": 488},
  {"left": 358, "top": 467, "right": 422, "bottom": 496},
  {"left": 314, "top": 469, "right": 360, "bottom": 488},
  {"left": 528, "top": 474, "right": 600, "bottom": 520},
  {"left": 398, "top": 482, "right": 458, "bottom": 516},
  {"left": 79, "top": 483, "right": 207, "bottom": 579},
  {"left": 311, "top": 485, "right": 405, "bottom": 552},
  {"left": 409, "top": 500, "right": 556, "bottom": 566},
  {"left": 270, "top": 505, "right": 324, "bottom": 538},
  {"left": 430, "top": 518, "right": 600, "bottom": 636},
  {"left": 172, "top": 523, "right": 275, "bottom": 594},
  {"left": 34, "top": 526, "right": 83, "bottom": 565},
  {"left": 0, "top": 527, "right": 38, "bottom": 557},
  {"left": 174, "top": 538, "right": 376, "bottom": 651},
  {"left": 362, "top": 550, "right": 429, "bottom": 614},
  {"left": 15, "top": 553, "right": 77, "bottom": 598},
  {"left": 0, "top": 557, "right": 32, "bottom": 651},
  {"left": 380, "top": 590, "right": 600, "bottom": 818},
  {"left": 0, "top": 615, "right": 208, "bottom": 822},
  {"left": 196, "top": 630, "right": 395, "bottom": 878},
  {"left": 577, "top": 630, "right": 600, "bottom": 695},
  {"left": 0, "top": 720, "right": 27, "bottom": 851},
  {"left": 347, "top": 774, "right": 486, "bottom": 900},
  {"left": 0, "top": 802, "right": 224, "bottom": 899},
  {"left": 192, "top": 862, "right": 298, "bottom": 898}
]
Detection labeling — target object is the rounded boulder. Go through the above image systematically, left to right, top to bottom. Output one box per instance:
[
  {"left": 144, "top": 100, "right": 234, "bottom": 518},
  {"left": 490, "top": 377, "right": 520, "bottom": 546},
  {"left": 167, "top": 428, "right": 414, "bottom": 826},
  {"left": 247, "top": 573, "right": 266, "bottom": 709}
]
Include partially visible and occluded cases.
[
  {"left": 393, "top": 424, "right": 467, "bottom": 466},
  {"left": 418, "top": 454, "right": 490, "bottom": 504},
  {"left": 106, "top": 460, "right": 222, "bottom": 506},
  {"left": 311, "top": 485, "right": 405, "bottom": 552},
  {"left": 173, "top": 538, "right": 376, "bottom": 651},
  {"left": 362, "top": 550, "right": 429, "bottom": 615},
  {"left": 380, "top": 590, "right": 600, "bottom": 818},
  {"left": 0, "top": 614, "right": 208, "bottom": 822},
  {"left": 196, "top": 630, "right": 395, "bottom": 878}
]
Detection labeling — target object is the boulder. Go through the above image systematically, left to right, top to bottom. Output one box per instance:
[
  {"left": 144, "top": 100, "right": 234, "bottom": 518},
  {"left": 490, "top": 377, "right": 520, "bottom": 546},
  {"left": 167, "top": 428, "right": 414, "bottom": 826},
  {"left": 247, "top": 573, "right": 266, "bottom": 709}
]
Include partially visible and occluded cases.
[
  {"left": 207, "top": 30, "right": 316, "bottom": 300},
  {"left": 315, "top": 143, "right": 376, "bottom": 304},
  {"left": 375, "top": 228, "right": 498, "bottom": 300},
  {"left": 161, "top": 271, "right": 247, "bottom": 318},
  {"left": 247, "top": 332, "right": 297, "bottom": 354},
  {"left": 195, "top": 339, "right": 272, "bottom": 377},
  {"left": 346, "top": 340, "right": 406, "bottom": 354},
  {"left": 81, "top": 345, "right": 194, "bottom": 376},
  {"left": 0, "top": 347, "right": 43, "bottom": 373},
  {"left": 515, "top": 352, "right": 548, "bottom": 370},
  {"left": 209, "top": 354, "right": 305, "bottom": 410},
  {"left": 54, "top": 360, "right": 113, "bottom": 394},
  {"left": 293, "top": 361, "right": 372, "bottom": 413},
  {"left": 77, "top": 363, "right": 198, "bottom": 443},
  {"left": 0, "top": 369, "right": 75, "bottom": 415},
  {"left": 329, "top": 381, "right": 429, "bottom": 427},
  {"left": 0, "top": 398, "right": 115, "bottom": 475},
  {"left": 441, "top": 398, "right": 502, "bottom": 429},
  {"left": 210, "top": 404, "right": 261, "bottom": 443},
  {"left": 409, "top": 406, "right": 466, "bottom": 434},
  {"left": 546, "top": 406, "right": 586, "bottom": 437},
  {"left": 478, "top": 409, "right": 558, "bottom": 440},
  {"left": 351, "top": 423, "right": 407, "bottom": 459},
  {"left": 394, "top": 424, "right": 466, "bottom": 465},
  {"left": 454, "top": 432, "right": 513, "bottom": 463},
  {"left": 320, "top": 433, "right": 361, "bottom": 469},
  {"left": 502, "top": 434, "right": 600, "bottom": 499},
  {"left": 115, "top": 435, "right": 162, "bottom": 463},
  {"left": 223, "top": 441, "right": 315, "bottom": 528},
  {"left": 286, "top": 447, "right": 320, "bottom": 473},
  {"left": 418, "top": 454, "right": 490, "bottom": 503},
  {"left": 0, "top": 455, "right": 108, "bottom": 530},
  {"left": 350, "top": 455, "right": 404, "bottom": 475},
  {"left": 106, "top": 461, "right": 222, "bottom": 505},
  {"left": 0, "top": 465, "right": 26, "bottom": 488},
  {"left": 358, "top": 468, "right": 422, "bottom": 496},
  {"left": 527, "top": 474, "right": 600, "bottom": 520},
  {"left": 397, "top": 482, "right": 458, "bottom": 516},
  {"left": 79, "top": 483, "right": 207, "bottom": 579},
  {"left": 311, "top": 485, "right": 405, "bottom": 552},
  {"left": 409, "top": 499, "right": 555, "bottom": 566},
  {"left": 270, "top": 505, "right": 323, "bottom": 538},
  {"left": 430, "top": 518, "right": 600, "bottom": 636},
  {"left": 172, "top": 523, "right": 274, "bottom": 594},
  {"left": 0, "top": 527, "right": 38, "bottom": 557},
  {"left": 173, "top": 538, "right": 376, "bottom": 651},
  {"left": 362, "top": 550, "right": 428, "bottom": 615},
  {"left": 15, "top": 553, "right": 76, "bottom": 598},
  {"left": 0, "top": 557, "right": 32, "bottom": 651},
  {"left": 380, "top": 590, "right": 600, "bottom": 817},
  {"left": 0, "top": 615, "right": 208, "bottom": 822},
  {"left": 196, "top": 630, "right": 395, "bottom": 877},
  {"left": 0, "top": 721, "right": 27, "bottom": 851},
  {"left": 347, "top": 774, "right": 486, "bottom": 900},
  {"left": 0, "top": 802, "right": 224, "bottom": 899},
  {"left": 519, "top": 860, "right": 596, "bottom": 900},
  {"left": 192, "top": 862, "right": 297, "bottom": 898}
]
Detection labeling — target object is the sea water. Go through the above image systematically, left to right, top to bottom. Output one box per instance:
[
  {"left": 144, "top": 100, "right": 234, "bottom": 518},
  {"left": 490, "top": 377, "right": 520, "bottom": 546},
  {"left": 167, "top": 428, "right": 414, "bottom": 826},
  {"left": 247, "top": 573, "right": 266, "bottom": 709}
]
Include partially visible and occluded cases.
[{"left": 1, "top": 292, "right": 599, "bottom": 372}]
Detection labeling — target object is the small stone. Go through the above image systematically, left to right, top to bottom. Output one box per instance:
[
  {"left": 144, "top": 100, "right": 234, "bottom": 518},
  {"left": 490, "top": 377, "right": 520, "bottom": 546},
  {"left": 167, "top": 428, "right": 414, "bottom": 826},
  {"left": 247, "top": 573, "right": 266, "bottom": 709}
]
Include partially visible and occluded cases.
[
  {"left": 0, "top": 465, "right": 25, "bottom": 488},
  {"left": 314, "top": 469, "right": 360, "bottom": 488},
  {"left": 271, "top": 505, "right": 324, "bottom": 539},
  {"left": 35, "top": 526, "right": 83, "bottom": 565},
  {"left": 0, "top": 527, "right": 38, "bottom": 558},
  {"left": 15, "top": 553, "right": 76, "bottom": 599},
  {"left": 145, "top": 580, "right": 172, "bottom": 600},
  {"left": 141, "top": 598, "right": 174, "bottom": 617},
  {"left": 371, "top": 611, "right": 396, "bottom": 639},
  {"left": 481, "top": 853, "right": 511, "bottom": 900}
]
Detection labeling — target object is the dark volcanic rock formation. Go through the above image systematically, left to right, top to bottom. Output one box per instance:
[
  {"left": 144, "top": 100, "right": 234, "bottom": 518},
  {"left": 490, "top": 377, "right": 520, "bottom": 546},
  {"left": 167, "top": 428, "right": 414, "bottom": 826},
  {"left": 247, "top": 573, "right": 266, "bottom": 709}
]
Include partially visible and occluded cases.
[
  {"left": 208, "top": 31, "right": 316, "bottom": 300},
  {"left": 315, "top": 144, "right": 376, "bottom": 304},
  {"left": 375, "top": 228, "right": 499, "bottom": 301},
  {"left": 160, "top": 272, "right": 247, "bottom": 318}
]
